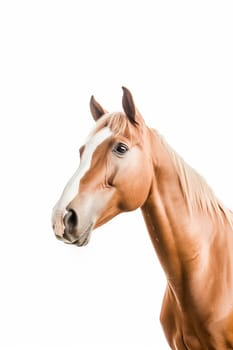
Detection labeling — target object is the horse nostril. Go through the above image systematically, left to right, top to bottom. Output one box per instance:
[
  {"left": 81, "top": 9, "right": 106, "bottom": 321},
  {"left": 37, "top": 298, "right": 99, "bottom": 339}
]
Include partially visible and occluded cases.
[{"left": 64, "top": 209, "right": 78, "bottom": 233}]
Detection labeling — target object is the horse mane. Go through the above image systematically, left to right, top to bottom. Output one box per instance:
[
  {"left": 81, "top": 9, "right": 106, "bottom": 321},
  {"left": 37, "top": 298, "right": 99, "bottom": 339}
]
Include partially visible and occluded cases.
[{"left": 157, "top": 131, "right": 233, "bottom": 225}]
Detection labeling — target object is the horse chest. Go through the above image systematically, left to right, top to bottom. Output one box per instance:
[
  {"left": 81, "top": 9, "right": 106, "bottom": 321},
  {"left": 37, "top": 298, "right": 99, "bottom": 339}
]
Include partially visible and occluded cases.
[{"left": 160, "top": 285, "right": 233, "bottom": 349}]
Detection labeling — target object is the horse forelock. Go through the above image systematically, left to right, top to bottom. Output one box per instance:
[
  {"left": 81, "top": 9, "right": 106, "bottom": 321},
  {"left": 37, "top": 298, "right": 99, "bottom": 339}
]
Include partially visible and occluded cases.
[{"left": 92, "top": 112, "right": 138, "bottom": 142}]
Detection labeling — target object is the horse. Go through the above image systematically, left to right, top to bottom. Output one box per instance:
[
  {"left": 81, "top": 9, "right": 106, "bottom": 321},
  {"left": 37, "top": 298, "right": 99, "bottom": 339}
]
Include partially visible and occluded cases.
[{"left": 52, "top": 87, "right": 233, "bottom": 349}]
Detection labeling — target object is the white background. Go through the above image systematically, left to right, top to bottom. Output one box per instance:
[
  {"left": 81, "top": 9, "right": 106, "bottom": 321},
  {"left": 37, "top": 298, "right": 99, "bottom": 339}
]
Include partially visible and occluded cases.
[{"left": 0, "top": 1, "right": 233, "bottom": 349}]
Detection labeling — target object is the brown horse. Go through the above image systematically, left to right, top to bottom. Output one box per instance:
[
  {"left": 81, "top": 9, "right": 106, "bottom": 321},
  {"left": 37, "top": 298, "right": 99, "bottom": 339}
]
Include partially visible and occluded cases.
[{"left": 52, "top": 87, "right": 233, "bottom": 349}]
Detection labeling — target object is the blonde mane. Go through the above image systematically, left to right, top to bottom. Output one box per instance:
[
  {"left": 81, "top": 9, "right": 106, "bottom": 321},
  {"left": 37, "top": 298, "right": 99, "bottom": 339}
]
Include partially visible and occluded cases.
[{"left": 158, "top": 132, "right": 233, "bottom": 225}]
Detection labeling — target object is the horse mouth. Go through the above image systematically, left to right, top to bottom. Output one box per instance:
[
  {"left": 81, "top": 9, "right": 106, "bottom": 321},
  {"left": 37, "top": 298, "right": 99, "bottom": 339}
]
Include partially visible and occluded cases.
[{"left": 64, "top": 222, "right": 93, "bottom": 247}]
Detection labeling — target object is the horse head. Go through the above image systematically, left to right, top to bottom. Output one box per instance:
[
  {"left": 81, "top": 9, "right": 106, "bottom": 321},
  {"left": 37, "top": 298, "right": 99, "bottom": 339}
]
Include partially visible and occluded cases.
[{"left": 52, "top": 87, "right": 153, "bottom": 246}]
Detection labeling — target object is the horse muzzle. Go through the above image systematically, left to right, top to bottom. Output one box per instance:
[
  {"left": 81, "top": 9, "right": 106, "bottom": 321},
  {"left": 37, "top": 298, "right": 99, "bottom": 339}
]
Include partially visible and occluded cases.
[{"left": 52, "top": 208, "right": 93, "bottom": 247}]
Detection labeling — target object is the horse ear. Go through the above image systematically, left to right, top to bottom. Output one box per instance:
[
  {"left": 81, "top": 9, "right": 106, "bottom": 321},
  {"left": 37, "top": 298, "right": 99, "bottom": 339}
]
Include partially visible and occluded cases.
[
  {"left": 122, "top": 86, "right": 138, "bottom": 125},
  {"left": 90, "top": 95, "right": 106, "bottom": 121}
]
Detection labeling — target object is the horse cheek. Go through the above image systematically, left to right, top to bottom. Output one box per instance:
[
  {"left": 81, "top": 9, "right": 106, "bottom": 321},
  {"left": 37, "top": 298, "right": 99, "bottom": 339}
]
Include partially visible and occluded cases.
[{"left": 118, "top": 174, "right": 151, "bottom": 211}]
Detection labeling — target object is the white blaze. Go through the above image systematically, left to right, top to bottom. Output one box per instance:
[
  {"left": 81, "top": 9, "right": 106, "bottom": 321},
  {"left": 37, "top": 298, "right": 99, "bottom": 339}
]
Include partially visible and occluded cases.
[{"left": 52, "top": 127, "right": 112, "bottom": 236}]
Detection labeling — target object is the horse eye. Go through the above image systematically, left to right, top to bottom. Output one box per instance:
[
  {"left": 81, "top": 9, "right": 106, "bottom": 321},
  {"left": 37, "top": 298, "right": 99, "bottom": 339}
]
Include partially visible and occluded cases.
[{"left": 113, "top": 143, "right": 129, "bottom": 155}]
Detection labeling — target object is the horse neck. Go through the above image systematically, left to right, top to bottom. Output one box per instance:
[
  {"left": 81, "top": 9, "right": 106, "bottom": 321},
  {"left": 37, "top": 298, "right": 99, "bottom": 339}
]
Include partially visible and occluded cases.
[{"left": 141, "top": 129, "right": 226, "bottom": 295}]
